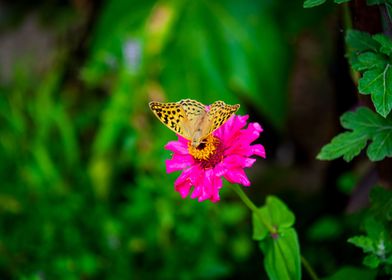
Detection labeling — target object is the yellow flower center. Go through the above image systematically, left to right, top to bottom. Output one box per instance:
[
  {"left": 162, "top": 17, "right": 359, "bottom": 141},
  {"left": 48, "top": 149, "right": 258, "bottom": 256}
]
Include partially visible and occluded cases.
[{"left": 188, "top": 134, "right": 220, "bottom": 161}]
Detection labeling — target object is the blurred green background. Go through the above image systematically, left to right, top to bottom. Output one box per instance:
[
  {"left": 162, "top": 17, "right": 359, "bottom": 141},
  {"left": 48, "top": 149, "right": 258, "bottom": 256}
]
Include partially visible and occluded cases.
[{"left": 0, "top": 0, "right": 362, "bottom": 279}]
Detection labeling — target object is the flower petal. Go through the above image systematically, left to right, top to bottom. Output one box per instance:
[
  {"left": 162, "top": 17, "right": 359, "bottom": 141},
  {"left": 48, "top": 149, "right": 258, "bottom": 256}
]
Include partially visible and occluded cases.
[
  {"left": 165, "top": 140, "right": 188, "bottom": 154},
  {"left": 251, "top": 144, "right": 266, "bottom": 158},
  {"left": 166, "top": 154, "right": 193, "bottom": 173},
  {"left": 223, "top": 155, "right": 256, "bottom": 168},
  {"left": 174, "top": 167, "right": 196, "bottom": 198},
  {"left": 224, "top": 168, "right": 251, "bottom": 186}
]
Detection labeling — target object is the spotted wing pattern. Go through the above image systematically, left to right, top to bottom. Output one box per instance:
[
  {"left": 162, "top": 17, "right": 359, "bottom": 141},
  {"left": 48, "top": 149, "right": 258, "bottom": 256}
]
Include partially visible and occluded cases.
[
  {"left": 149, "top": 99, "right": 240, "bottom": 145},
  {"left": 178, "top": 99, "right": 206, "bottom": 121},
  {"left": 149, "top": 101, "right": 189, "bottom": 138},
  {"left": 208, "top": 101, "right": 240, "bottom": 134}
]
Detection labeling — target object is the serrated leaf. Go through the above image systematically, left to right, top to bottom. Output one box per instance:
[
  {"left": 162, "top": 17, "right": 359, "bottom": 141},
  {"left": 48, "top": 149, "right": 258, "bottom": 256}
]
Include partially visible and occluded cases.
[
  {"left": 303, "top": 0, "right": 327, "bottom": 8},
  {"left": 346, "top": 30, "right": 380, "bottom": 52},
  {"left": 346, "top": 30, "right": 392, "bottom": 117},
  {"left": 374, "top": 34, "right": 392, "bottom": 56},
  {"left": 351, "top": 52, "right": 387, "bottom": 71},
  {"left": 359, "top": 64, "right": 392, "bottom": 117},
  {"left": 318, "top": 107, "right": 392, "bottom": 161},
  {"left": 340, "top": 107, "right": 385, "bottom": 135},
  {"left": 367, "top": 129, "right": 392, "bottom": 160},
  {"left": 317, "top": 131, "right": 368, "bottom": 161},
  {"left": 260, "top": 228, "right": 301, "bottom": 280},
  {"left": 348, "top": 235, "right": 375, "bottom": 252},
  {"left": 323, "top": 266, "right": 376, "bottom": 280}
]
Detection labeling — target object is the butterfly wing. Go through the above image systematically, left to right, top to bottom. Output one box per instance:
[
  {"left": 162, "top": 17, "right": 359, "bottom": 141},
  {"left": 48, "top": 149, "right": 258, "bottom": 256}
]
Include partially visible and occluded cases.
[
  {"left": 178, "top": 99, "right": 206, "bottom": 122},
  {"left": 149, "top": 101, "right": 191, "bottom": 139},
  {"left": 208, "top": 101, "right": 240, "bottom": 134}
]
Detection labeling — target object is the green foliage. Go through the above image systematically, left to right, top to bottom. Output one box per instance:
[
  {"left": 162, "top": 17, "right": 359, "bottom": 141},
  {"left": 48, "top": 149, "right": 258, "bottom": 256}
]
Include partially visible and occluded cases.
[
  {"left": 2, "top": 0, "right": 334, "bottom": 278},
  {"left": 83, "top": 0, "right": 293, "bottom": 129},
  {"left": 303, "top": 0, "right": 350, "bottom": 8},
  {"left": 303, "top": 0, "right": 328, "bottom": 8},
  {"left": 303, "top": 0, "right": 392, "bottom": 8},
  {"left": 346, "top": 30, "right": 392, "bottom": 117},
  {"left": 317, "top": 107, "right": 392, "bottom": 161},
  {"left": 370, "top": 187, "right": 392, "bottom": 221},
  {"left": 348, "top": 188, "right": 392, "bottom": 275},
  {"left": 253, "top": 196, "right": 301, "bottom": 280},
  {"left": 307, "top": 216, "right": 343, "bottom": 241},
  {"left": 323, "top": 266, "right": 376, "bottom": 280}
]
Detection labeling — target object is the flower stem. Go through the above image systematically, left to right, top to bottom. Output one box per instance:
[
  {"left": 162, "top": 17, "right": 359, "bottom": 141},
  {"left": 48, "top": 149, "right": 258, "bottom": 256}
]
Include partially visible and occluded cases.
[{"left": 230, "top": 184, "right": 275, "bottom": 233}]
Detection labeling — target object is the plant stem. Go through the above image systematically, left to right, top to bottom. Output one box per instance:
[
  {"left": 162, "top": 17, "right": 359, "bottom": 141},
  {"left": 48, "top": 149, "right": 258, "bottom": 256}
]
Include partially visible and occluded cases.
[
  {"left": 342, "top": 2, "right": 361, "bottom": 85},
  {"left": 230, "top": 184, "right": 275, "bottom": 233},
  {"left": 301, "top": 255, "right": 320, "bottom": 280}
]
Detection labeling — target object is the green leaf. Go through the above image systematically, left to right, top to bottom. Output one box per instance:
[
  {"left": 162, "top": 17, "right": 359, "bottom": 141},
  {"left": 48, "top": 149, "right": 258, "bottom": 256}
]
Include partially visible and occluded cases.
[
  {"left": 303, "top": 0, "right": 327, "bottom": 8},
  {"left": 334, "top": 0, "right": 351, "bottom": 3},
  {"left": 346, "top": 29, "right": 380, "bottom": 52},
  {"left": 346, "top": 30, "right": 392, "bottom": 117},
  {"left": 374, "top": 34, "right": 392, "bottom": 56},
  {"left": 351, "top": 52, "right": 386, "bottom": 71},
  {"left": 358, "top": 64, "right": 392, "bottom": 117},
  {"left": 318, "top": 107, "right": 392, "bottom": 161},
  {"left": 340, "top": 107, "right": 387, "bottom": 135},
  {"left": 367, "top": 129, "right": 392, "bottom": 160},
  {"left": 317, "top": 131, "right": 368, "bottom": 161},
  {"left": 252, "top": 196, "right": 296, "bottom": 241},
  {"left": 264, "top": 196, "right": 295, "bottom": 228},
  {"left": 253, "top": 197, "right": 300, "bottom": 280},
  {"left": 252, "top": 212, "right": 268, "bottom": 241},
  {"left": 348, "top": 216, "right": 392, "bottom": 271},
  {"left": 260, "top": 228, "right": 301, "bottom": 280},
  {"left": 348, "top": 235, "right": 375, "bottom": 252},
  {"left": 363, "top": 254, "right": 381, "bottom": 268},
  {"left": 323, "top": 266, "right": 376, "bottom": 280}
]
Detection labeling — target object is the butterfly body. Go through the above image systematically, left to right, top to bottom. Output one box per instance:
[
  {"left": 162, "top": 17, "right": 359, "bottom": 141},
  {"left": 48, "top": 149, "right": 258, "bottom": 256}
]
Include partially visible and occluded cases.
[{"left": 149, "top": 99, "right": 240, "bottom": 147}]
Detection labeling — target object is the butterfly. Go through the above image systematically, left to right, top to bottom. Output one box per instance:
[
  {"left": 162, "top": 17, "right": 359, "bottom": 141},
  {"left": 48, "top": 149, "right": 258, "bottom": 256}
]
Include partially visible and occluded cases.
[{"left": 149, "top": 99, "right": 240, "bottom": 147}]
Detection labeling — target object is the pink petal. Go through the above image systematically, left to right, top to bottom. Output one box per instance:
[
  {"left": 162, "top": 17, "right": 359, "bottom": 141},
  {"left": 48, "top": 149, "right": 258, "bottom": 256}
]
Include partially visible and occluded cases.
[
  {"left": 235, "top": 122, "right": 262, "bottom": 144},
  {"left": 165, "top": 140, "right": 188, "bottom": 154},
  {"left": 252, "top": 144, "right": 266, "bottom": 158},
  {"left": 166, "top": 154, "right": 193, "bottom": 173},
  {"left": 223, "top": 155, "right": 254, "bottom": 168},
  {"left": 213, "top": 163, "right": 226, "bottom": 177},
  {"left": 174, "top": 167, "right": 196, "bottom": 198},
  {"left": 224, "top": 168, "right": 251, "bottom": 186},
  {"left": 195, "top": 169, "right": 222, "bottom": 202},
  {"left": 198, "top": 169, "right": 214, "bottom": 201},
  {"left": 210, "top": 176, "right": 222, "bottom": 202}
]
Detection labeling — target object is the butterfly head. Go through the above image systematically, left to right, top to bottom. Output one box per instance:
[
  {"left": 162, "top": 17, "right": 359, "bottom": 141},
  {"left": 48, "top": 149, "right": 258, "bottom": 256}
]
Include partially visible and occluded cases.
[{"left": 191, "top": 138, "right": 202, "bottom": 148}]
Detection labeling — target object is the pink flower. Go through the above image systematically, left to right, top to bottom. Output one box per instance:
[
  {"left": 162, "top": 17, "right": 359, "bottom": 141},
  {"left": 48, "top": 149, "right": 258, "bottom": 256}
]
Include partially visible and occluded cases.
[{"left": 165, "top": 115, "right": 266, "bottom": 202}]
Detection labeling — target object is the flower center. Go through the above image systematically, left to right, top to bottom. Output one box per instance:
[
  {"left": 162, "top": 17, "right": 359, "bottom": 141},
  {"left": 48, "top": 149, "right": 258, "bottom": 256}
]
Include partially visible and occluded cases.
[{"left": 188, "top": 135, "right": 224, "bottom": 169}]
